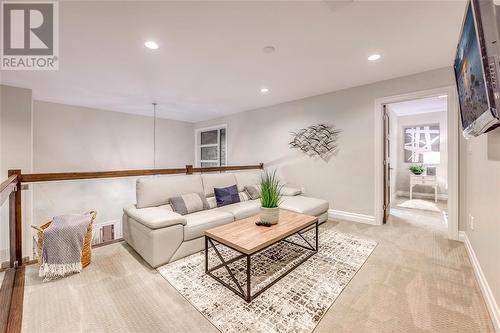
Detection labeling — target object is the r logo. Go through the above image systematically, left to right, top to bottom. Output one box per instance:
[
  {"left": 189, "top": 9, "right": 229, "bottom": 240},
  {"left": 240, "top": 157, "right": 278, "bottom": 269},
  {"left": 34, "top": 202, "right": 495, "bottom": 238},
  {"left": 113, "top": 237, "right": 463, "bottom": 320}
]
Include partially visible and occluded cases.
[
  {"left": 1, "top": 1, "right": 58, "bottom": 70},
  {"left": 3, "top": 3, "right": 54, "bottom": 55}
]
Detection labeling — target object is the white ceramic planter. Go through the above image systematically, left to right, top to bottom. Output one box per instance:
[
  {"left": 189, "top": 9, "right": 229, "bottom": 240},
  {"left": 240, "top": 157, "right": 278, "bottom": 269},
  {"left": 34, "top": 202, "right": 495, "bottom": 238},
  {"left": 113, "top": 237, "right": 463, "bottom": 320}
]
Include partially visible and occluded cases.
[{"left": 260, "top": 207, "right": 279, "bottom": 224}]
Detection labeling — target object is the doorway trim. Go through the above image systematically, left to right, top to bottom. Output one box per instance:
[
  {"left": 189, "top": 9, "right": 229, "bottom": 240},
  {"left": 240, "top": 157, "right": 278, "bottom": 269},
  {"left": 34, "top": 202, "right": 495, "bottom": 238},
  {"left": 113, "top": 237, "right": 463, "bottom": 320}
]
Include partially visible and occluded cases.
[{"left": 373, "top": 86, "right": 459, "bottom": 240}]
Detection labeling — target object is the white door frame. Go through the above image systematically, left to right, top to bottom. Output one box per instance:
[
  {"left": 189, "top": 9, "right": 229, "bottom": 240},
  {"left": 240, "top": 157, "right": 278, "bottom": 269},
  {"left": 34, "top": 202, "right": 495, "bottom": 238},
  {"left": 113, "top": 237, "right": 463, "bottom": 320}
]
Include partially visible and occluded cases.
[{"left": 373, "top": 86, "right": 460, "bottom": 240}]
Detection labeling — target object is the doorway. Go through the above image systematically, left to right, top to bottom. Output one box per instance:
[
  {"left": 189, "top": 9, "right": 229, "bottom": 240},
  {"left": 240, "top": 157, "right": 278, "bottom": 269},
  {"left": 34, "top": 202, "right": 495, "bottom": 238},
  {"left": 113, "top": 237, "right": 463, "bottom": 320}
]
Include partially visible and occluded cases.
[
  {"left": 374, "top": 86, "right": 459, "bottom": 240},
  {"left": 383, "top": 96, "right": 449, "bottom": 230}
]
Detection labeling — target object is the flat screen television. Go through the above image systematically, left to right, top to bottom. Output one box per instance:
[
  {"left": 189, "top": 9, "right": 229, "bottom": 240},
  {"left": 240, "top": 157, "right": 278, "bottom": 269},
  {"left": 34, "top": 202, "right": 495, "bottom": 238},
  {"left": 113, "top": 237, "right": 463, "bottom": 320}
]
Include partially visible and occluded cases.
[{"left": 454, "top": 0, "right": 500, "bottom": 138}]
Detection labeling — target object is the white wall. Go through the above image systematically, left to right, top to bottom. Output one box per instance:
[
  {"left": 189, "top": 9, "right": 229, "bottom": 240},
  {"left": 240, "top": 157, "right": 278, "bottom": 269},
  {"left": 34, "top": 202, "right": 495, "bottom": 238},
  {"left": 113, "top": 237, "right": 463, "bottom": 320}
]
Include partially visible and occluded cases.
[
  {"left": 195, "top": 67, "right": 455, "bottom": 217},
  {"left": 0, "top": 85, "right": 33, "bottom": 263},
  {"left": 1, "top": 85, "right": 32, "bottom": 177},
  {"left": 31, "top": 101, "right": 194, "bottom": 243},
  {"left": 33, "top": 101, "right": 194, "bottom": 172},
  {"left": 393, "top": 110, "right": 448, "bottom": 196},
  {"left": 461, "top": 129, "right": 500, "bottom": 324}
]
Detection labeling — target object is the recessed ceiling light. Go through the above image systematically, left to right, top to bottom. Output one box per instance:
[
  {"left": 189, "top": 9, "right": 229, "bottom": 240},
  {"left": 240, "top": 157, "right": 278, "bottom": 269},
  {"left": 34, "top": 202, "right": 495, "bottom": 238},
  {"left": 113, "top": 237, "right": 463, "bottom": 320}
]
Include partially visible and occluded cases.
[
  {"left": 145, "top": 40, "right": 159, "bottom": 50},
  {"left": 263, "top": 46, "right": 276, "bottom": 54},
  {"left": 368, "top": 54, "right": 381, "bottom": 61},
  {"left": 260, "top": 87, "right": 270, "bottom": 93},
  {"left": 438, "top": 95, "right": 448, "bottom": 99}
]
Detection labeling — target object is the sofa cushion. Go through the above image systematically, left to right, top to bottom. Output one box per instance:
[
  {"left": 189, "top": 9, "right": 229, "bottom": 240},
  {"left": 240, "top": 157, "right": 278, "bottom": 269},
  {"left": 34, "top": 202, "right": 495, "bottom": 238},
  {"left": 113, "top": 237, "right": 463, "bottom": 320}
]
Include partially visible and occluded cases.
[
  {"left": 234, "top": 171, "right": 263, "bottom": 192},
  {"left": 201, "top": 173, "right": 237, "bottom": 197},
  {"left": 136, "top": 175, "right": 204, "bottom": 209},
  {"left": 214, "top": 184, "right": 240, "bottom": 207},
  {"left": 244, "top": 185, "right": 261, "bottom": 200},
  {"left": 281, "top": 186, "right": 302, "bottom": 196},
  {"left": 239, "top": 191, "right": 250, "bottom": 202},
  {"left": 169, "top": 192, "right": 210, "bottom": 215},
  {"left": 206, "top": 196, "right": 217, "bottom": 209},
  {"left": 279, "top": 196, "right": 329, "bottom": 216},
  {"left": 215, "top": 200, "right": 261, "bottom": 220},
  {"left": 158, "top": 204, "right": 173, "bottom": 211},
  {"left": 124, "top": 205, "right": 187, "bottom": 229},
  {"left": 183, "top": 210, "right": 234, "bottom": 241}
]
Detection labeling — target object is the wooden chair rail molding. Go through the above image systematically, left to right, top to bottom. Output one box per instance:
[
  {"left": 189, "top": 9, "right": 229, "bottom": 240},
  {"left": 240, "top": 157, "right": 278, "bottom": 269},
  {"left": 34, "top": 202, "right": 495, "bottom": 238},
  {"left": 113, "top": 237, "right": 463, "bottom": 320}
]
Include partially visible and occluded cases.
[
  {"left": 0, "top": 162, "right": 264, "bottom": 333},
  {"left": 19, "top": 163, "right": 264, "bottom": 183},
  {"left": 190, "top": 164, "right": 264, "bottom": 174},
  {"left": 20, "top": 168, "right": 187, "bottom": 183}
]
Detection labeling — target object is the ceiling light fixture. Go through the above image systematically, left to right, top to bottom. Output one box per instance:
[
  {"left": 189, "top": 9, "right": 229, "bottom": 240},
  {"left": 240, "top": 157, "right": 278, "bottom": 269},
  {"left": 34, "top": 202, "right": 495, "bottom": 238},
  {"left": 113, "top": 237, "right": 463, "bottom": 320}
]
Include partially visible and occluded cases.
[
  {"left": 145, "top": 40, "right": 159, "bottom": 50},
  {"left": 368, "top": 54, "right": 381, "bottom": 61},
  {"left": 260, "top": 87, "right": 270, "bottom": 93},
  {"left": 438, "top": 95, "right": 448, "bottom": 99}
]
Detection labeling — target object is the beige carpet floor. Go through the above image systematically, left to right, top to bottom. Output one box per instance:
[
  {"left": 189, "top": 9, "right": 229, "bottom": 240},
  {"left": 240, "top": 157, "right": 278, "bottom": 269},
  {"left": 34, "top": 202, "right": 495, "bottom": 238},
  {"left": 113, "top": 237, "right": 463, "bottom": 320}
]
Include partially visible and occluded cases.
[{"left": 22, "top": 207, "right": 495, "bottom": 332}]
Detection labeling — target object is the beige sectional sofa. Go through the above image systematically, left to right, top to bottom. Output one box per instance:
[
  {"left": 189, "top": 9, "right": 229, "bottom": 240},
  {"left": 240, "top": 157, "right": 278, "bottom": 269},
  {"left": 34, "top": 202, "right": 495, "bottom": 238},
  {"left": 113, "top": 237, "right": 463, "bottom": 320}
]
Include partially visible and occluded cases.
[{"left": 122, "top": 171, "right": 329, "bottom": 268}]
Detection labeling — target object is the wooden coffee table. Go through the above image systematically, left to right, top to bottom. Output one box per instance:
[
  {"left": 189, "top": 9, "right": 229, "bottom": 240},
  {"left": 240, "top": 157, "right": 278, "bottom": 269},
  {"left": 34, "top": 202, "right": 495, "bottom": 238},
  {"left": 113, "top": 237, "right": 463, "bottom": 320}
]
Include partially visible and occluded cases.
[{"left": 204, "top": 209, "right": 318, "bottom": 302}]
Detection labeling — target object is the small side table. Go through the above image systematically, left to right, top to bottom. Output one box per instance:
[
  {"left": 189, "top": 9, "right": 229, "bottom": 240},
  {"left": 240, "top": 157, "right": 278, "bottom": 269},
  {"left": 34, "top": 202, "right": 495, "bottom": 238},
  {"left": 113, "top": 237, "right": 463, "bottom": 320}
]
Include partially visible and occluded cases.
[{"left": 410, "top": 175, "right": 437, "bottom": 202}]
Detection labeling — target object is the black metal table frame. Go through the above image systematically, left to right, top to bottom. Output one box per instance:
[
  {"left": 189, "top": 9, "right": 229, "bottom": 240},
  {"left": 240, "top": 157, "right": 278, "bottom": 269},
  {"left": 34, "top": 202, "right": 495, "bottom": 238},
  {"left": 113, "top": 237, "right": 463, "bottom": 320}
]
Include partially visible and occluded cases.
[{"left": 205, "top": 220, "right": 318, "bottom": 303}]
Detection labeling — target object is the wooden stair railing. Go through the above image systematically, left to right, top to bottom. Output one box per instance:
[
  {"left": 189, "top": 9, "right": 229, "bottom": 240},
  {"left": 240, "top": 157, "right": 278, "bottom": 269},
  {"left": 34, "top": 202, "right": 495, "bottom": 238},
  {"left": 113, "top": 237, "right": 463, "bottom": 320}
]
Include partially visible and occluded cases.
[
  {"left": 1, "top": 162, "right": 264, "bottom": 333},
  {"left": 19, "top": 163, "right": 264, "bottom": 182},
  {"left": 0, "top": 170, "right": 22, "bottom": 333}
]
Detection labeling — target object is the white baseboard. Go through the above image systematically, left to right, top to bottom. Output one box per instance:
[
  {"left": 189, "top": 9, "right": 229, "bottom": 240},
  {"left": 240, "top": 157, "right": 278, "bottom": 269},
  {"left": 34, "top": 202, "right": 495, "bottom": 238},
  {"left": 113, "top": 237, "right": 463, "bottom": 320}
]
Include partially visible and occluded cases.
[
  {"left": 396, "top": 190, "right": 448, "bottom": 201},
  {"left": 328, "top": 209, "right": 378, "bottom": 225},
  {"left": 459, "top": 231, "right": 500, "bottom": 332}
]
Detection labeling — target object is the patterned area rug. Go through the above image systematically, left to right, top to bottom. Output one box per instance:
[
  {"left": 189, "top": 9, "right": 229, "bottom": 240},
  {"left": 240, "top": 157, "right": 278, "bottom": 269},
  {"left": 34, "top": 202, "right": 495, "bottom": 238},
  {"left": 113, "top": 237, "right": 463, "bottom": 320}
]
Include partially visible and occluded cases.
[{"left": 157, "top": 228, "right": 376, "bottom": 333}]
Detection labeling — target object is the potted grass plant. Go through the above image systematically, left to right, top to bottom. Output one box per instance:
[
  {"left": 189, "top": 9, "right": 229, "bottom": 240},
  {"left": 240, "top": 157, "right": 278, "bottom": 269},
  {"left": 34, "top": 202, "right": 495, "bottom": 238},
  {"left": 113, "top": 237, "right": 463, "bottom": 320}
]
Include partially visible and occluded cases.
[
  {"left": 409, "top": 164, "right": 425, "bottom": 175},
  {"left": 259, "top": 169, "right": 283, "bottom": 225}
]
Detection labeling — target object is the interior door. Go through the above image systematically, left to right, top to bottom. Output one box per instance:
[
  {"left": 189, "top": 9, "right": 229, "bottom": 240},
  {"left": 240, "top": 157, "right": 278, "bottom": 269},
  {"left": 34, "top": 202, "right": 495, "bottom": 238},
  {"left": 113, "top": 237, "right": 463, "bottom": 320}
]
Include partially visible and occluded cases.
[{"left": 383, "top": 105, "right": 391, "bottom": 224}]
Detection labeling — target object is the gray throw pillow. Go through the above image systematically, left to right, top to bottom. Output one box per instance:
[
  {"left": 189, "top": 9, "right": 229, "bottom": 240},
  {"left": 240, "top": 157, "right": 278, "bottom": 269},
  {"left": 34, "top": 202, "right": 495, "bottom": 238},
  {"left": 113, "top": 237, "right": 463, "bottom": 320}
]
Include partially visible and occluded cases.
[
  {"left": 244, "top": 185, "right": 261, "bottom": 200},
  {"left": 169, "top": 192, "right": 210, "bottom": 215}
]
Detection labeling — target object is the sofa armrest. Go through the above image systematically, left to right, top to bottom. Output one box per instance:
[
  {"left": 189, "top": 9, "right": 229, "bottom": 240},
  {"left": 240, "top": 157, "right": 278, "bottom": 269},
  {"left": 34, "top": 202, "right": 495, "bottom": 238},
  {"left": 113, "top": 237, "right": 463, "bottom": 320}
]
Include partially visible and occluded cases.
[
  {"left": 281, "top": 186, "right": 302, "bottom": 196},
  {"left": 124, "top": 205, "right": 187, "bottom": 229}
]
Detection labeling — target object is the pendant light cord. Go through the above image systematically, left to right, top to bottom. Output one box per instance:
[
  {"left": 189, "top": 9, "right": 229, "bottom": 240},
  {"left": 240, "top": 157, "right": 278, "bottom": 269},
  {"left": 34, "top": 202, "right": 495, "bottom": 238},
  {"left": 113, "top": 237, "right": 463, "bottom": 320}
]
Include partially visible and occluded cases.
[{"left": 153, "top": 103, "right": 157, "bottom": 169}]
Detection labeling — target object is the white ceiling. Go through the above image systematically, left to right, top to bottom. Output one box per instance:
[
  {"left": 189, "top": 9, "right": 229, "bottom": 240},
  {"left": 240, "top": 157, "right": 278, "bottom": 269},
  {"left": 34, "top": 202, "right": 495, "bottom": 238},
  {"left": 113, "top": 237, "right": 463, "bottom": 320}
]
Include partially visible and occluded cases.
[
  {"left": 0, "top": 1, "right": 466, "bottom": 122},
  {"left": 388, "top": 96, "right": 448, "bottom": 116}
]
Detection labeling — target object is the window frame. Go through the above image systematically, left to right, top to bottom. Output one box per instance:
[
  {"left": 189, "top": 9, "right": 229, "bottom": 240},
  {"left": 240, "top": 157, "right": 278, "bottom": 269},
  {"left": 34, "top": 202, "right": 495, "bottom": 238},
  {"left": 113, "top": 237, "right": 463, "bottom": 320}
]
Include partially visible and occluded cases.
[{"left": 195, "top": 124, "right": 228, "bottom": 167}]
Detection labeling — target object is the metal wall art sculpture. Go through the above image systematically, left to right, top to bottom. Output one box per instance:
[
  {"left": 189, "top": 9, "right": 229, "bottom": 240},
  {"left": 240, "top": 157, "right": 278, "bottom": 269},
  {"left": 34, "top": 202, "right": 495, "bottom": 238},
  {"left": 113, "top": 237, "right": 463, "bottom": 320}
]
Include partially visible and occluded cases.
[{"left": 289, "top": 124, "right": 341, "bottom": 160}]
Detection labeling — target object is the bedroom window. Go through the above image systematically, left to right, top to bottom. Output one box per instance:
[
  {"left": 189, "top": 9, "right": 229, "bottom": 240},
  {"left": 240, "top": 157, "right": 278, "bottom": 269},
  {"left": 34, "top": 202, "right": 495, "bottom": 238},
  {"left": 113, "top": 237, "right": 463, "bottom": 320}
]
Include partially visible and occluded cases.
[{"left": 197, "top": 126, "right": 227, "bottom": 167}]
